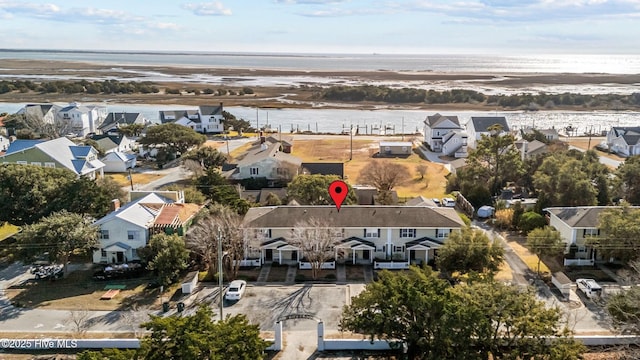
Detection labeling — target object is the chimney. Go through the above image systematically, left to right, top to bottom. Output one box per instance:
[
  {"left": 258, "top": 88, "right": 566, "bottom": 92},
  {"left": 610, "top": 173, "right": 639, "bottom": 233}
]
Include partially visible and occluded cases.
[
  {"left": 520, "top": 140, "right": 528, "bottom": 161},
  {"left": 110, "top": 199, "right": 121, "bottom": 212}
]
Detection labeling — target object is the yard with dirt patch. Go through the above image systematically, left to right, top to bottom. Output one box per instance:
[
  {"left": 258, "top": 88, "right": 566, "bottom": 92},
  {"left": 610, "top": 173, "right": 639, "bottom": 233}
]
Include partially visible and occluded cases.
[{"left": 107, "top": 172, "right": 164, "bottom": 188}]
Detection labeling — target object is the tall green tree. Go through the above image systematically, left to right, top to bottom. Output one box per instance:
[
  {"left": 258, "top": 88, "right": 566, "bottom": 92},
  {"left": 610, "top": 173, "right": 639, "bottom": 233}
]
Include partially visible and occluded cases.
[
  {"left": 117, "top": 123, "right": 145, "bottom": 137},
  {"left": 140, "top": 123, "right": 206, "bottom": 156},
  {"left": 463, "top": 124, "right": 524, "bottom": 195},
  {"left": 184, "top": 146, "right": 228, "bottom": 169},
  {"left": 533, "top": 153, "right": 597, "bottom": 206},
  {"left": 617, "top": 155, "right": 640, "bottom": 205},
  {"left": 0, "top": 164, "right": 116, "bottom": 225},
  {"left": 196, "top": 168, "right": 251, "bottom": 214},
  {"left": 287, "top": 174, "right": 357, "bottom": 205},
  {"left": 588, "top": 206, "right": 640, "bottom": 263},
  {"left": 15, "top": 210, "right": 98, "bottom": 269},
  {"left": 527, "top": 226, "right": 566, "bottom": 275},
  {"left": 436, "top": 227, "right": 504, "bottom": 278},
  {"left": 139, "top": 233, "right": 189, "bottom": 287},
  {"left": 607, "top": 260, "right": 640, "bottom": 337},
  {"left": 340, "top": 266, "right": 583, "bottom": 360},
  {"left": 340, "top": 267, "right": 461, "bottom": 359},
  {"left": 453, "top": 280, "right": 585, "bottom": 360},
  {"left": 79, "top": 306, "right": 269, "bottom": 360}
]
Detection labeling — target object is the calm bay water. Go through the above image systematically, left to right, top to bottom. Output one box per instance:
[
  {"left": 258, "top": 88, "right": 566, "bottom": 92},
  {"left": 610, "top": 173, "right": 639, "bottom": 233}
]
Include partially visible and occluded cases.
[
  {"left": 2, "top": 49, "right": 640, "bottom": 74},
  {"left": 1, "top": 102, "right": 637, "bottom": 136}
]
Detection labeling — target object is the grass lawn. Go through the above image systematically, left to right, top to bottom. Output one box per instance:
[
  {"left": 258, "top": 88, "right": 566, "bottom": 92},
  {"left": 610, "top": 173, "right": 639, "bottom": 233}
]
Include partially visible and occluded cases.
[
  {"left": 291, "top": 137, "right": 448, "bottom": 199},
  {"left": 566, "top": 137, "right": 625, "bottom": 163},
  {"left": 107, "top": 173, "right": 164, "bottom": 188},
  {"left": 0, "top": 222, "right": 19, "bottom": 240},
  {"left": 507, "top": 240, "right": 551, "bottom": 276},
  {"left": 494, "top": 260, "right": 513, "bottom": 282},
  {"left": 345, "top": 265, "right": 365, "bottom": 282},
  {"left": 6, "top": 268, "right": 157, "bottom": 311},
  {"left": 564, "top": 268, "right": 615, "bottom": 283},
  {"left": 296, "top": 269, "right": 335, "bottom": 281}
]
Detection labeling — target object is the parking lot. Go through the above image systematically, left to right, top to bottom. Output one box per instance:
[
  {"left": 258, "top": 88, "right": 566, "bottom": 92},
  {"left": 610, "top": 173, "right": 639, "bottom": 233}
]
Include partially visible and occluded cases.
[{"left": 193, "top": 283, "right": 365, "bottom": 331}]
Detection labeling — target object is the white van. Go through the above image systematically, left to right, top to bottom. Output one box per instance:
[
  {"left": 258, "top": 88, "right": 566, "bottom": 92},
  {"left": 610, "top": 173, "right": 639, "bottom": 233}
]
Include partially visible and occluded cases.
[{"left": 576, "top": 278, "right": 602, "bottom": 299}]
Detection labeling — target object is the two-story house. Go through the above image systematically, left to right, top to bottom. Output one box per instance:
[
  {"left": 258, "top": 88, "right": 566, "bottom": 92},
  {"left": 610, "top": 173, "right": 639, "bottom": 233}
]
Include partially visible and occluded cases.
[
  {"left": 57, "top": 102, "right": 108, "bottom": 137},
  {"left": 16, "top": 104, "right": 62, "bottom": 126},
  {"left": 159, "top": 104, "right": 224, "bottom": 134},
  {"left": 423, "top": 114, "right": 463, "bottom": 152},
  {"left": 466, "top": 116, "right": 510, "bottom": 149},
  {"left": 606, "top": 126, "right": 640, "bottom": 157},
  {"left": 0, "top": 137, "right": 105, "bottom": 178},
  {"left": 92, "top": 191, "right": 203, "bottom": 264},
  {"left": 242, "top": 205, "right": 465, "bottom": 269},
  {"left": 545, "top": 206, "right": 612, "bottom": 266}
]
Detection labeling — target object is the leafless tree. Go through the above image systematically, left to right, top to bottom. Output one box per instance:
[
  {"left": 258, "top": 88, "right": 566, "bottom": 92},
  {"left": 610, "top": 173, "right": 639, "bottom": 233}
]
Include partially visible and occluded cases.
[
  {"left": 357, "top": 160, "right": 410, "bottom": 192},
  {"left": 416, "top": 164, "right": 428, "bottom": 180},
  {"left": 185, "top": 204, "right": 246, "bottom": 280},
  {"left": 289, "top": 217, "right": 342, "bottom": 280},
  {"left": 121, "top": 304, "right": 145, "bottom": 338},
  {"left": 66, "top": 307, "right": 91, "bottom": 335}
]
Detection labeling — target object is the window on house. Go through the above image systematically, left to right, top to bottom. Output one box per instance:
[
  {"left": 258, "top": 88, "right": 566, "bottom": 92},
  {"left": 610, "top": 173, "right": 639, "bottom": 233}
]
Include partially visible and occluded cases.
[
  {"left": 16, "top": 161, "right": 27, "bottom": 165},
  {"left": 31, "top": 162, "right": 41, "bottom": 166},
  {"left": 44, "top": 162, "right": 55, "bottom": 168},
  {"left": 250, "top": 167, "right": 259, "bottom": 176},
  {"left": 276, "top": 167, "right": 289, "bottom": 177},
  {"left": 364, "top": 228, "right": 380, "bottom": 238},
  {"left": 263, "top": 229, "right": 272, "bottom": 238},
  {"left": 400, "top": 229, "right": 416, "bottom": 238},
  {"left": 436, "top": 229, "right": 451, "bottom": 238},
  {"left": 583, "top": 229, "right": 600, "bottom": 237},
  {"left": 100, "top": 230, "right": 109, "bottom": 239},
  {"left": 127, "top": 230, "right": 140, "bottom": 240},
  {"left": 393, "top": 245, "right": 404, "bottom": 253},
  {"left": 578, "top": 246, "right": 587, "bottom": 253},
  {"left": 101, "top": 249, "right": 107, "bottom": 257},
  {"left": 131, "top": 249, "right": 137, "bottom": 258}
]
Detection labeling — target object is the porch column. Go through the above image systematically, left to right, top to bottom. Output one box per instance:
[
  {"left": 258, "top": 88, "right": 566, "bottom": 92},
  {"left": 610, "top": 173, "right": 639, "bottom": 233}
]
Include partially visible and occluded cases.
[
  {"left": 386, "top": 228, "right": 393, "bottom": 258},
  {"left": 278, "top": 249, "right": 282, "bottom": 265},
  {"left": 370, "top": 249, "right": 374, "bottom": 264},
  {"left": 297, "top": 250, "right": 300, "bottom": 262}
]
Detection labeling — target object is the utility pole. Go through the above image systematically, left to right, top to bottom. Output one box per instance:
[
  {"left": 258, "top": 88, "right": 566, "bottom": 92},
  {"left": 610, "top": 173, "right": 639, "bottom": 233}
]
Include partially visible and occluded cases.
[
  {"left": 401, "top": 117, "right": 405, "bottom": 141},
  {"left": 350, "top": 124, "right": 353, "bottom": 161},
  {"left": 128, "top": 168, "right": 134, "bottom": 190},
  {"left": 218, "top": 227, "right": 224, "bottom": 321}
]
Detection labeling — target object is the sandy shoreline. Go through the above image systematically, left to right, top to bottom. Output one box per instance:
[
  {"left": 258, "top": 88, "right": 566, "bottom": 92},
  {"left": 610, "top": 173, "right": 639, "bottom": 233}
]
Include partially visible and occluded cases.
[{"left": 1, "top": 59, "right": 639, "bottom": 110}]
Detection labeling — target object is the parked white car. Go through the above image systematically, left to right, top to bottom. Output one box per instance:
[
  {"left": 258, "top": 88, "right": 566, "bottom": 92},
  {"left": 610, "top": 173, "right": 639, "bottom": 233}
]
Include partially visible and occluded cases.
[
  {"left": 432, "top": 198, "right": 441, "bottom": 207},
  {"left": 441, "top": 198, "right": 456, "bottom": 207},
  {"left": 576, "top": 278, "right": 602, "bottom": 299},
  {"left": 225, "top": 280, "right": 247, "bottom": 301}
]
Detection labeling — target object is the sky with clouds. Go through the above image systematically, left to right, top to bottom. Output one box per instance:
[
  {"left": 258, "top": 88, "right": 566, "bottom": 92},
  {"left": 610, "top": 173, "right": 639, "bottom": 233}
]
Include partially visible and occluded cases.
[{"left": 1, "top": 0, "right": 639, "bottom": 54}]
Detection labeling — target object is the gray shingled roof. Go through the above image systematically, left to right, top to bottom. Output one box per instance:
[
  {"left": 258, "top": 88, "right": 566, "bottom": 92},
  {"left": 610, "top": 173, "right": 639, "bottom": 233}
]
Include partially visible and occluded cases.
[
  {"left": 199, "top": 104, "right": 223, "bottom": 116},
  {"left": 100, "top": 112, "right": 144, "bottom": 131},
  {"left": 424, "top": 113, "right": 460, "bottom": 127},
  {"left": 470, "top": 117, "right": 509, "bottom": 132},
  {"left": 611, "top": 126, "right": 640, "bottom": 137},
  {"left": 236, "top": 142, "right": 302, "bottom": 167},
  {"left": 243, "top": 205, "right": 465, "bottom": 229},
  {"left": 545, "top": 207, "right": 610, "bottom": 227}
]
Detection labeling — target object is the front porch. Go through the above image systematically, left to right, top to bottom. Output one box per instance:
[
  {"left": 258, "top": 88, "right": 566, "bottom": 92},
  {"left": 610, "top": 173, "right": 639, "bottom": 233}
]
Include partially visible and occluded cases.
[{"left": 335, "top": 237, "right": 376, "bottom": 265}]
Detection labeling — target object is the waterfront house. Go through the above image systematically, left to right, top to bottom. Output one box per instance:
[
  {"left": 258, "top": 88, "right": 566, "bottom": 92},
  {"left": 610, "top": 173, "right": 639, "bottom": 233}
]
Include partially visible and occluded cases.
[
  {"left": 57, "top": 102, "right": 107, "bottom": 137},
  {"left": 16, "top": 104, "right": 61, "bottom": 125},
  {"left": 159, "top": 104, "right": 224, "bottom": 134},
  {"left": 99, "top": 112, "right": 149, "bottom": 135},
  {"left": 423, "top": 113, "right": 463, "bottom": 152},
  {"left": 466, "top": 117, "right": 510, "bottom": 149},
  {"left": 606, "top": 126, "right": 640, "bottom": 157},
  {"left": 440, "top": 130, "right": 468, "bottom": 158},
  {"left": 0, "top": 137, "right": 105, "bottom": 179},
  {"left": 92, "top": 191, "right": 202, "bottom": 264},
  {"left": 242, "top": 205, "right": 465, "bottom": 268}
]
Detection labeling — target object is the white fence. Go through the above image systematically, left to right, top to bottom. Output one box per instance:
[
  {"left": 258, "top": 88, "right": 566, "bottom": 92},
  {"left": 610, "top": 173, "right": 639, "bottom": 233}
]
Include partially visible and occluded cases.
[
  {"left": 564, "top": 258, "right": 594, "bottom": 266},
  {"left": 234, "top": 259, "right": 261, "bottom": 267},
  {"left": 299, "top": 261, "right": 336, "bottom": 270},
  {"left": 374, "top": 261, "right": 409, "bottom": 270}
]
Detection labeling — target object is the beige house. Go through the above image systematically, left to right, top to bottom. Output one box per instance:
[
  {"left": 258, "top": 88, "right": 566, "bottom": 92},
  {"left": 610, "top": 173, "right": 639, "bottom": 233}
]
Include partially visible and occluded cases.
[
  {"left": 227, "top": 140, "right": 302, "bottom": 182},
  {"left": 242, "top": 205, "right": 465, "bottom": 269}
]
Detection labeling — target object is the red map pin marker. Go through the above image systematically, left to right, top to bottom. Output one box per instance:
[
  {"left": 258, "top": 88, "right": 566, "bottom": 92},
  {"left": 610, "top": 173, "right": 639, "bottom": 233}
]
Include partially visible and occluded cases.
[{"left": 329, "top": 180, "right": 349, "bottom": 212}]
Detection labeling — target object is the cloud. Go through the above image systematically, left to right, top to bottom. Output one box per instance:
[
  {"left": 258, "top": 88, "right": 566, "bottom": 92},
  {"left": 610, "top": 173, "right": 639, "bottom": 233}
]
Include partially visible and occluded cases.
[
  {"left": 388, "top": 0, "right": 640, "bottom": 22},
  {"left": 0, "top": 1, "right": 61, "bottom": 19},
  {"left": 182, "top": 2, "right": 232, "bottom": 16},
  {"left": 71, "top": 7, "right": 143, "bottom": 23},
  {"left": 147, "top": 22, "right": 181, "bottom": 31}
]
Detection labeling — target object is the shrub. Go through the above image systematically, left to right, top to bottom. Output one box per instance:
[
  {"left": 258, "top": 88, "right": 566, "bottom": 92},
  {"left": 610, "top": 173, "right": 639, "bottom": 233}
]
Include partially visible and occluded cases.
[
  {"left": 324, "top": 273, "right": 336, "bottom": 280},
  {"left": 295, "top": 274, "right": 306, "bottom": 282}
]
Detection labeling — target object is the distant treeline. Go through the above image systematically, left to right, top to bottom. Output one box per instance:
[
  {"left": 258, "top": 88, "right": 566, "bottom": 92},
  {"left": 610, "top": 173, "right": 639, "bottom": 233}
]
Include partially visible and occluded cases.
[
  {"left": 0, "top": 79, "right": 256, "bottom": 96},
  {"left": 0, "top": 79, "right": 160, "bottom": 95},
  {"left": 320, "top": 85, "right": 640, "bottom": 108}
]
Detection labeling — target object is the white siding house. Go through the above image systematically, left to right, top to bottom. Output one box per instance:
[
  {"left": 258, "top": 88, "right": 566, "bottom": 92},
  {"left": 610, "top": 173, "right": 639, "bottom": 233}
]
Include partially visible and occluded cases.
[
  {"left": 423, "top": 114, "right": 462, "bottom": 152},
  {"left": 466, "top": 117, "right": 510, "bottom": 149},
  {"left": 607, "top": 126, "right": 640, "bottom": 157}
]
